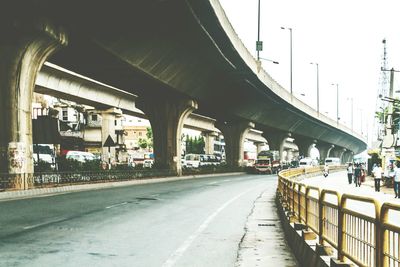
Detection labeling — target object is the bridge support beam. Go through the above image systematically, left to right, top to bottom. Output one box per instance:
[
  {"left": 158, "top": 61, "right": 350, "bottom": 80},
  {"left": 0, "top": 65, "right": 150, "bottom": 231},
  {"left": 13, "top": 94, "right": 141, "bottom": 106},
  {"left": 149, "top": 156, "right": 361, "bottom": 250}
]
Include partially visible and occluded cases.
[
  {"left": 0, "top": 19, "right": 67, "bottom": 184},
  {"left": 137, "top": 95, "right": 197, "bottom": 175},
  {"left": 216, "top": 121, "right": 254, "bottom": 167},
  {"left": 202, "top": 131, "right": 218, "bottom": 155},
  {"left": 262, "top": 131, "right": 290, "bottom": 162},
  {"left": 294, "top": 137, "right": 316, "bottom": 159},
  {"left": 315, "top": 143, "right": 334, "bottom": 163},
  {"left": 343, "top": 151, "right": 354, "bottom": 163}
]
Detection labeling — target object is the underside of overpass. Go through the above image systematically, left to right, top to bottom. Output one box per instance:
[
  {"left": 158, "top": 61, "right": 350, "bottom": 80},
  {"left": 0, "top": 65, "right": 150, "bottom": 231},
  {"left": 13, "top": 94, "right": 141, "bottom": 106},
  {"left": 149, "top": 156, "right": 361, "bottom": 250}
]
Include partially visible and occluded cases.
[
  {"left": 0, "top": 0, "right": 366, "bottom": 176},
  {"left": 0, "top": 0, "right": 364, "bottom": 151}
]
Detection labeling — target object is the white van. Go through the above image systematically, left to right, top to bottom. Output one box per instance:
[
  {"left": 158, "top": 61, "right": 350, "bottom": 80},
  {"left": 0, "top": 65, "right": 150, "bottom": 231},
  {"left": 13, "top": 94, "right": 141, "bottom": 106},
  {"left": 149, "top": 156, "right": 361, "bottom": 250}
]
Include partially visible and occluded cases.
[
  {"left": 66, "top": 151, "right": 96, "bottom": 163},
  {"left": 184, "top": 154, "right": 220, "bottom": 168},
  {"left": 299, "top": 157, "right": 318, "bottom": 167},
  {"left": 325, "top": 157, "right": 341, "bottom": 166}
]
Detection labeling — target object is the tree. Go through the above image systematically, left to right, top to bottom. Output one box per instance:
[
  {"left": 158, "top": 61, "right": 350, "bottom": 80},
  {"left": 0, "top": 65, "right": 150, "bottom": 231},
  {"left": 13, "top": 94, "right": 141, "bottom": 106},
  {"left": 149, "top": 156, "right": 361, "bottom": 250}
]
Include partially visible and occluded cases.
[
  {"left": 145, "top": 127, "right": 153, "bottom": 149},
  {"left": 185, "top": 135, "right": 205, "bottom": 154},
  {"left": 138, "top": 138, "right": 148, "bottom": 149}
]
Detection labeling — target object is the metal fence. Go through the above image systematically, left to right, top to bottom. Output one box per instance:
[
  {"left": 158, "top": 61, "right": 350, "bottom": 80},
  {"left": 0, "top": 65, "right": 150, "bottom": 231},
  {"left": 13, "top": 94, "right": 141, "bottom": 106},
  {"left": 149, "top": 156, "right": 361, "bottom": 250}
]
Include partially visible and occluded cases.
[
  {"left": 0, "top": 166, "right": 245, "bottom": 191},
  {"left": 277, "top": 167, "right": 400, "bottom": 267},
  {"left": 0, "top": 169, "right": 177, "bottom": 191}
]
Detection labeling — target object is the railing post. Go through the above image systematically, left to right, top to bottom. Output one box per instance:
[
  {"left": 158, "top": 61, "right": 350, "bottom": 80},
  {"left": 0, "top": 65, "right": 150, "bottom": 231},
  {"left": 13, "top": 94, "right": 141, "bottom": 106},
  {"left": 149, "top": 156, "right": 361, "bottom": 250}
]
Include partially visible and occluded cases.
[
  {"left": 291, "top": 182, "right": 295, "bottom": 213},
  {"left": 298, "top": 184, "right": 301, "bottom": 222},
  {"left": 305, "top": 186, "right": 308, "bottom": 226},
  {"left": 318, "top": 190, "right": 324, "bottom": 245},
  {"left": 337, "top": 196, "right": 345, "bottom": 262},
  {"left": 380, "top": 205, "right": 388, "bottom": 267}
]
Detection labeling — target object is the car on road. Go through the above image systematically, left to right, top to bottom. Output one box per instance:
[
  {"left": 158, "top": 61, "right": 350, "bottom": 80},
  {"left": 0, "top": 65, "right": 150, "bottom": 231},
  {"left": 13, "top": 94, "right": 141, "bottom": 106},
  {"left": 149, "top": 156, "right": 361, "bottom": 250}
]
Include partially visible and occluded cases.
[
  {"left": 66, "top": 151, "right": 97, "bottom": 163},
  {"left": 143, "top": 159, "right": 154, "bottom": 168}
]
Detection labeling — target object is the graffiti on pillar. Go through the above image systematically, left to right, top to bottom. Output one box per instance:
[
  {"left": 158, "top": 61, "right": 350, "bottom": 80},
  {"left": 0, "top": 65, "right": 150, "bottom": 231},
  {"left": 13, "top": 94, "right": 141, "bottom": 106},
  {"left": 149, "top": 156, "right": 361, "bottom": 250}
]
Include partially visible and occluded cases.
[{"left": 8, "top": 142, "right": 26, "bottom": 173}]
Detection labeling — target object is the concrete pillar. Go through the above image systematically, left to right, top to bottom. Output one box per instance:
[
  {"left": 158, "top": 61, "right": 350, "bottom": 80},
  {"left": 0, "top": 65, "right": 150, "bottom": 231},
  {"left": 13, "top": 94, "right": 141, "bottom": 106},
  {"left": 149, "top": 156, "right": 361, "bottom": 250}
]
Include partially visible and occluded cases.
[
  {"left": 0, "top": 19, "right": 67, "bottom": 183},
  {"left": 137, "top": 95, "right": 197, "bottom": 175},
  {"left": 100, "top": 108, "right": 123, "bottom": 167},
  {"left": 216, "top": 121, "right": 254, "bottom": 167},
  {"left": 202, "top": 131, "right": 218, "bottom": 155},
  {"left": 262, "top": 131, "right": 289, "bottom": 162},
  {"left": 294, "top": 137, "right": 316, "bottom": 159},
  {"left": 315, "top": 143, "right": 334, "bottom": 163},
  {"left": 338, "top": 149, "right": 347, "bottom": 164}
]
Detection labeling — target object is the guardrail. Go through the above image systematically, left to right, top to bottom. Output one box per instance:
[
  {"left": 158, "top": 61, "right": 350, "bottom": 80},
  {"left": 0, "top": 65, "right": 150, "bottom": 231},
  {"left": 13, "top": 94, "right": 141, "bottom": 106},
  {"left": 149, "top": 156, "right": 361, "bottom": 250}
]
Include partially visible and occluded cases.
[{"left": 277, "top": 167, "right": 400, "bottom": 267}]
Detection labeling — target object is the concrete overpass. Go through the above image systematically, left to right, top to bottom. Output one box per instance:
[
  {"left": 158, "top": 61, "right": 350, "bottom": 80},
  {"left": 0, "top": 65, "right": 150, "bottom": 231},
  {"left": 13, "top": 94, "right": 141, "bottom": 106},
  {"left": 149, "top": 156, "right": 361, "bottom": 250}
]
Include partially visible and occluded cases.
[
  {"left": 0, "top": 0, "right": 365, "bottom": 176},
  {"left": 36, "top": 62, "right": 269, "bottom": 154}
]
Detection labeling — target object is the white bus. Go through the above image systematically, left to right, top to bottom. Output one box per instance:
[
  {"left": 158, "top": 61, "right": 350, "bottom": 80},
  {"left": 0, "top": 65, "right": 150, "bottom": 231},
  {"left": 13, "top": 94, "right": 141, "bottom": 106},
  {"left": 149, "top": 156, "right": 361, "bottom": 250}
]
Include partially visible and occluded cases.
[
  {"left": 183, "top": 154, "right": 220, "bottom": 168},
  {"left": 324, "top": 157, "right": 341, "bottom": 166}
]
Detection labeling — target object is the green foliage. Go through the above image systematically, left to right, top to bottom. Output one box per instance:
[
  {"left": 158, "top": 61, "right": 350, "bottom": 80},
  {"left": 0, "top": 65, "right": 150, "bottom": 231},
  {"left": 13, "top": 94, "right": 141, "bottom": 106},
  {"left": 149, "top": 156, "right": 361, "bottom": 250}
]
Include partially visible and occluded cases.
[
  {"left": 146, "top": 127, "right": 153, "bottom": 149},
  {"left": 185, "top": 135, "right": 205, "bottom": 154},
  {"left": 138, "top": 138, "right": 148, "bottom": 149},
  {"left": 58, "top": 158, "right": 102, "bottom": 171},
  {"left": 34, "top": 160, "right": 53, "bottom": 172}
]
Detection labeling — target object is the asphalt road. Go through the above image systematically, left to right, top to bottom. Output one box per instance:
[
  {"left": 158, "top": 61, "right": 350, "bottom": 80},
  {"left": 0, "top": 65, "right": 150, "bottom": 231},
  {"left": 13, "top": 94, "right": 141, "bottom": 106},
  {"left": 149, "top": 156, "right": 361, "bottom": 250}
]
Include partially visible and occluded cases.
[{"left": 0, "top": 174, "right": 291, "bottom": 267}]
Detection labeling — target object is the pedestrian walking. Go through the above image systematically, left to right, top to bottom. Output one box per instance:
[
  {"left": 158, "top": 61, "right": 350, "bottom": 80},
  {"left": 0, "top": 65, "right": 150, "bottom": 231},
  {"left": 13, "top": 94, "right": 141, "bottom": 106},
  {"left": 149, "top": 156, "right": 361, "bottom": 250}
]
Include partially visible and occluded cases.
[
  {"left": 394, "top": 162, "right": 400, "bottom": 198},
  {"left": 347, "top": 163, "right": 353, "bottom": 184},
  {"left": 354, "top": 163, "right": 361, "bottom": 187},
  {"left": 360, "top": 163, "right": 366, "bottom": 184},
  {"left": 372, "top": 163, "right": 383, "bottom": 192}
]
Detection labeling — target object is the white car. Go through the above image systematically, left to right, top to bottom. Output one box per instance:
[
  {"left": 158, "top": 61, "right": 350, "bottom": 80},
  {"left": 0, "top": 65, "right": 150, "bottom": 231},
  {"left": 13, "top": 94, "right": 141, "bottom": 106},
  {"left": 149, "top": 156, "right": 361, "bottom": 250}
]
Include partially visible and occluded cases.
[
  {"left": 66, "top": 151, "right": 97, "bottom": 163},
  {"left": 143, "top": 159, "right": 154, "bottom": 168}
]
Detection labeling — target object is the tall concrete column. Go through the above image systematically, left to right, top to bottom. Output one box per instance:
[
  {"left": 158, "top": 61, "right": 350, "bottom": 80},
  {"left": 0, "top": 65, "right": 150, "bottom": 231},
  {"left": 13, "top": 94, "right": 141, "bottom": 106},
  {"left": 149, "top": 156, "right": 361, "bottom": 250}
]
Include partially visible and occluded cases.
[
  {"left": 0, "top": 19, "right": 67, "bottom": 183},
  {"left": 137, "top": 95, "right": 197, "bottom": 175},
  {"left": 100, "top": 108, "right": 123, "bottom": 166},
  {"left": 216, "top": 121, "right": 254, "bottom": 167},
  {"left": 202, "top": 131, "right": 217, "bottom": 155},
  {"left": 262, "top": 131, "right": 289, "bottom": 162},
  {"left": 294, "top": 138, "right": 316, "bottom": 159},
  {"left": 315, "top": 143, "right": 334, "bottom": 163},
  {"left": 338, "top": 148, "right": 347, "bottom": 164}
]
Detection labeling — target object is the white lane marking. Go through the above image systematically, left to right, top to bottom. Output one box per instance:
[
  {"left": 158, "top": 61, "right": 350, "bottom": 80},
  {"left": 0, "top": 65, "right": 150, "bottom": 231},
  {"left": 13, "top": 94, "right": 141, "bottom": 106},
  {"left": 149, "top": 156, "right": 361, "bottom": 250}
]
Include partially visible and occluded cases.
[
  {"left": 223, "top": 179, "right": 231, "bottom": 182},
  {"left": 207, "top": 182, "right": 217, "bottom": 185},
  {"left": 162, "top": 187, "right": 255, "bottom": 267},
  {"left": 105, "top": 202, "right": 128, "bottom": 209},
  {"left": 23, "top": 217, "right": 67, "bottom": 230}
]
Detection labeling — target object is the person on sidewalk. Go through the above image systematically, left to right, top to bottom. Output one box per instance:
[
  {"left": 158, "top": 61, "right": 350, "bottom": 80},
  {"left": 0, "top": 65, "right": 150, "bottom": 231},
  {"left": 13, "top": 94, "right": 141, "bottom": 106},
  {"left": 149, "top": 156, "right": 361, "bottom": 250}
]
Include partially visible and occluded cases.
[
  {"left": 394, "top": 162, "right": 400, "bottom": 198},
  {"left": 347, "top": 163, "right": 353, "bottom": 184},
  {"left": 354, "top": 163, "right": 361, "bottom": 187},
  {"left": 360, "top": 163, "right": 366, "bottom": 184},
  {"left": 372, "top": 163, "right": 383, "bottom": 192}
]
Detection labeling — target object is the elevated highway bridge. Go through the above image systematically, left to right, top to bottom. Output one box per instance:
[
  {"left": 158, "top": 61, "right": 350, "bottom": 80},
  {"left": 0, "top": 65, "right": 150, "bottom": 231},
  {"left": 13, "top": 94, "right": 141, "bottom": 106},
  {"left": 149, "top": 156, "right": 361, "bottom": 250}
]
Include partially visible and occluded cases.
[{"left": 0, "top": 0, "right": 366, "bottom": 176}]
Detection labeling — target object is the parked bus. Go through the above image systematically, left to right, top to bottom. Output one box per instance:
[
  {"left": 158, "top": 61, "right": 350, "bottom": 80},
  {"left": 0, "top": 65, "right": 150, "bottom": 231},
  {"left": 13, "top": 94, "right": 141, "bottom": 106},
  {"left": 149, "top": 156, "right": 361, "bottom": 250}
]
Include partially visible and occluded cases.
[
  {"left": 183, "top": 154, "right": 221, "bottom": 168},
  {"left": 324, "top": 157, "right": 341, "bottom": 166}
]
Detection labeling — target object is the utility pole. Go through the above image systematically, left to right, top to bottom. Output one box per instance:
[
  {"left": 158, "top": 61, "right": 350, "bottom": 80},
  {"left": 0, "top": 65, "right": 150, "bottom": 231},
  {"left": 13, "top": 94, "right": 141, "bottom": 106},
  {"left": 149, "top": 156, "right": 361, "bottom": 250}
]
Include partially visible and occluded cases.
[{"left": 256, "top": 0, "right": 262, "bottom": 60}]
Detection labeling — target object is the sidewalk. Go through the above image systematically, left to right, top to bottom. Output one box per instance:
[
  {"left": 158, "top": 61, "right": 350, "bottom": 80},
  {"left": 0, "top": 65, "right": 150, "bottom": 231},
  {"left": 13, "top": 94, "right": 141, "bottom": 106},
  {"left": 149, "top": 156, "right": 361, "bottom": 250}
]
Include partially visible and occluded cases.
[
  {"left": 303, "top": 171, "right": 399, "bottom": 204},
  {"left": 362, "top": 175, "right": 394, "bottom": 195}
]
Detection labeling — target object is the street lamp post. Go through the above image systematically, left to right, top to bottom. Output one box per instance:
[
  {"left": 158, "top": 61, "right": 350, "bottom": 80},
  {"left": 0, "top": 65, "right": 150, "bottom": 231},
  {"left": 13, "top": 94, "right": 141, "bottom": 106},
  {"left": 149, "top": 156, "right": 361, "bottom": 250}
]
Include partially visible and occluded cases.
[
  {"left": 256, "top": 0, "right": 262, "bottom": 60},
  {"left": 281, "top": 27, "right": 293, "bottom": 96},
  {"left": 258, "top": 57, "right": 279, "bottom": 64},
  {"left": 310, "top": 62, "right": 319, "bottom": 113},
  {"left": 331, "top": 83, "right": 339, "bottom": 124}
]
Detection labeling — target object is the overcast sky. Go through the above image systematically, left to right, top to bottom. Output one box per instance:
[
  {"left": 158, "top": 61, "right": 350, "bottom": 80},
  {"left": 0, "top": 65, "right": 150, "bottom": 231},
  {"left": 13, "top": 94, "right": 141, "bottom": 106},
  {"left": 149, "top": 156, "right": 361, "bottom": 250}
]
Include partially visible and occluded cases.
[{"left": 219, "top": 0, "right": 400, "bottom": 145}]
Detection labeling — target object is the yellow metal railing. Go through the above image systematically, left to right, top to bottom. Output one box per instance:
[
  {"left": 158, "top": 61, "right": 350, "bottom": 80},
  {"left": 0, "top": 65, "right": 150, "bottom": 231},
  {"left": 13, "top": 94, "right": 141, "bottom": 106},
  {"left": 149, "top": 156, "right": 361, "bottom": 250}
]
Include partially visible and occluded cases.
[{"left": 278, "top": 167, "right": 400, "bottom": 267}]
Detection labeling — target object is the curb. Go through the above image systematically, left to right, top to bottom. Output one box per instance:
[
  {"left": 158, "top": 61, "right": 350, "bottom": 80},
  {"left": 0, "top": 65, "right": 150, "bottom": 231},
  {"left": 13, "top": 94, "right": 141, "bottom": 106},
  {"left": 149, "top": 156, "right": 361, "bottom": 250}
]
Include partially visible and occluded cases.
[{"left": 0, "top": 172, "right": 245, "bottom": 201}]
